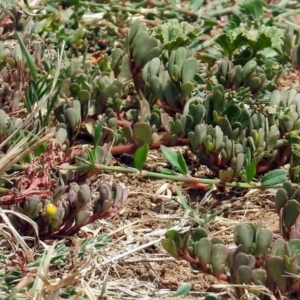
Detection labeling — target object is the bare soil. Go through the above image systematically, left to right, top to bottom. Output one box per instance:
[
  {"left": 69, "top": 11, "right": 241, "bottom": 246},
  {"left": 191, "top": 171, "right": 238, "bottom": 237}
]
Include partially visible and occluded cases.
[{"left": 75, "top": 148, "right": 281, "bottom": 299}]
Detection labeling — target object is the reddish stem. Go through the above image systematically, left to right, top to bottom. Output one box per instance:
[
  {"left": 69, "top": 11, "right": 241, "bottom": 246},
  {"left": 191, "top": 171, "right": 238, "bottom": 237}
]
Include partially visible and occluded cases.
[
  {"left": 110, "top": 138, "right": 189, "bottom": 155},
  {"left": 185, "top": 181, "right": 210, "bottom": 190},
  {"left": 180, "top": 253, "right": 231, "bottom": 283}
]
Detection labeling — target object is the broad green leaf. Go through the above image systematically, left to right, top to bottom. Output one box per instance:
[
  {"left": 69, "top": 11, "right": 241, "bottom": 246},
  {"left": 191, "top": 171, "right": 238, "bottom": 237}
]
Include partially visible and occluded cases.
[
  {"left": 189, "top": 0, "right": 204, "bottom": 11},
  {"left": 239, "top": 0, "right": 265, "bottom": 20},
  {"left": 152, "top": 19, "right": 203, "bottom": 52},
  {"left": 16, "top": 32, "right": 38, "bottom": 82},
  {"left": 94, "top": 118, "right": 105, "bottom": 149},
  {"left": 33, "top": 143, "right": 47, "bottom": 157},
  {"left": 133, "top": 144, "right": 149, "bottom": 172},
  {"left": 160, "top": 145, "right": 188, "bottom": 175},
  {"left": 245, "top": 147, "right": 251, "bottom": 163},
  {"left": 85, "top": 148, "right": 95, "bottom": 166},
  {"left": 246, "top": 160, "right": 256, "bottom": 183},
  {"left": 158, "top": 167, "right": 181, "bottom": 176},
  {"left": 261, "top": 169, "right": 287, "bottom": 187},
  {"left": 175, "top": 283, "right": 192, "bottom": 297},
  {"left": 204, "top": 296, "right": 217, "bottom": 300}
]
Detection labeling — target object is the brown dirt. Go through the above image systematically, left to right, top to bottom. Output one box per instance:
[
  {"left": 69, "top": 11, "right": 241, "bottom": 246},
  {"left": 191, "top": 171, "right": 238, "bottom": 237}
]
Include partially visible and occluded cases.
[{"left": 74, "top": 148, "right": 281, "bottom": 299}]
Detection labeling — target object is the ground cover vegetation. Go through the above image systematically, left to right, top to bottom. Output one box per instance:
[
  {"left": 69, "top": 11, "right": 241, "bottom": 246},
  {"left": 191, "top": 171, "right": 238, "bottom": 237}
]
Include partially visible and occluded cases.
[{"left": 1, "top": 0, "right": 300, "bottom": 299}]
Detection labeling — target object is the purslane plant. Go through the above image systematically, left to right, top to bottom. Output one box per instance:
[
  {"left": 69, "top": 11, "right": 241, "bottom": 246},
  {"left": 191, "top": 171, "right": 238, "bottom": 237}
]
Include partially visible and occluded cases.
[
  {"left": 1, "top": 1, "right": 300, "bottom": 240},
  {"left": 0, "top": 113, "right": 129, "bottom": 237},
  {"left": 162, "top": 182, "right": 300, "bottom": 298}
]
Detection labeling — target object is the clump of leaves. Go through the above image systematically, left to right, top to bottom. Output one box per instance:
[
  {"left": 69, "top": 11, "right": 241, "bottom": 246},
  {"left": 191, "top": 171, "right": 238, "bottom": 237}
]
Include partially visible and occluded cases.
[
  {"left": 152, "top": 19, "right": 203, "bottom": 53},
  {"left": 215, "top": 23, "right": 283, "bottom": 63},
  {"left": 162, "top": 204, "right": 300, "bottom": 298}
]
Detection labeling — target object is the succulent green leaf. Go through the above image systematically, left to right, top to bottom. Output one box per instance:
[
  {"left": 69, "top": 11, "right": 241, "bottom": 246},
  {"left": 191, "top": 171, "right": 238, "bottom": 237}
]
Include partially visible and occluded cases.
[
  {"left": 128, "top": 19, "right": 146, "bottom": 44},
  {"left": 132, "top": 31, "right": 149, "bottom": 52},
  {"left": 134, "top": 37, "right": 160, "bottom": 68},
  {"left": 292, "top": 44, "right": 300, "bottom": 68},
  {"left": 142, "top": 47, "right": 161, "bottom": 67},
  {"left": 174, "top": 47, "right": 186, "bottom": 71},
  {"left": 111, "top": 48, "right": 123, "bottom": 70},
  {"left": 118, "top": 55, "right": 132, "bottom": 82},
  {"left": 148, "top": 57, "right": 161, "bottom": 77},
  {"left": 181, "top": 58, "right": 198, "bottom": 83},
  {"left": 242, "top": 60, "right": 257, "bottom": 82},
  {"left": 170, "top": 64, "right": 181, "bottom": 82},
  {"left": 162, "top": 70, "right": 177, "bottom": 107},
  {"left": 149, "top": 76, "right": 163, "bottom": 100},
  {"left": 103, "top": 80, "right": 123, "bottom": 98},
  {"left": 180, "top": 81, "right": 194, "bottom": 102},
  {"left": 69, "top": 83, "right": 80, "bottom": 97},
  {"left": 212, "top": 88, "right": 225, "bottom": 113},
  {"left": 77, "top": 90, "right": 90, "bottom": 104},
  {"left": 140, "top": 99, "right": 151, "bottom": 122},
  {"left": 73, "top": 100, "right": 81, "bottom": 122},
  {"left": 188, "top": 104, "right": 205, "bottom": 125},
  {"left": 224, "top": 104, "right": 241, "bottom": 122},
  {"left": 65, "top": 108, "right": 79, "bottom": 130},
  {"left": 239, "top": 108, "right": 251, "bottom": 129},
  {"left": 215, "top": 116, "right": 232, "bottom": 139},
  {"left": 133, "top": 122, "right": 152, "bottom": 147},
  {"left": 120, "top": 125, "right": 133, "bottom": 143},
  {"left": 267, "top": 125, "right": 280, "bottom": 151},
  {"left": 214, "top": 126, "right": 223, "bottom": 151},
  {"left": 234, "top": 153, "right": 245, "bottom": 175},
  {"left": 282, "top": 181, "right": 293, "bottom": 199},
  {"left": 80, "top": 184, "right": 92, "bottom": 203},
  {"left": 98, "top": 184, "right": 112, "bottom": 202},
  {"left": 275, "top": 188, "right": 289, "bottom": 214},
  {"left": 282, "top": 200, "right": 300, "bottom": 230},
  {"left": 76, "top": 210, "right": 91, "bottom": 226},
  {"left": 51, "top": 216, "right": 62, "bottom": 230},
  {"left": 234, "top": 224, "right": 254, "bottom": 253},
  {"left": 191, "top": 228, "right": 208, "bottom": 241},
  {"left": 256, "top": 229, "right": 273, "bottom": 257},
  {"left": 165, "top": 230, "right": 184, "bottom": 251},
  {"left": 211, "top": 237, "right": 224, "bottom": 245},
  {"left": 195, "top": 238, "right": 212, "bottom": 267},
  {"left": 161, "top": 239, "right": 178, "bottom": 258},
  {"left": 271, "top": 239, "right": 286, "bottom": 257},
  {"left": 288, "top": 240, "right": 300, "bottom": 266},
  {"left": 210, "top": 244, "right": 228, "bottom": 277},
  {"left": 232, "top": 252, "right": 250, "bottom": 273},
  {"left": 283, "top": 254, "right": 298, "bottom": 276},
  {"left": 265, "top": 256, "right": 287, "bottom": 293},
  {"left": 237, "top": 265, "right": 252, "bottom": 285},
  {"left": 252, "top": 269, "right": 267, "bottom": 285}
]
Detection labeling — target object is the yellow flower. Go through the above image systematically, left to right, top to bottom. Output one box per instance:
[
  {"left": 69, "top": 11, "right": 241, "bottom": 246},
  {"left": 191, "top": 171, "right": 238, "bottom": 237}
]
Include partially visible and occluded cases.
[
  {"left": 205, "top": 141, "right": 214, "bottom": 152},
  {"left": 45, "top": 204, "right": 57, "bottom": 218}
]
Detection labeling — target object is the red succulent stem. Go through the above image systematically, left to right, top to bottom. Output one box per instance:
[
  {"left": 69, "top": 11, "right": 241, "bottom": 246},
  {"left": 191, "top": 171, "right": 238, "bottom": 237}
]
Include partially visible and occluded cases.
[{"left": 110, "top": 138, "right": 189, "bottom": 155}]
